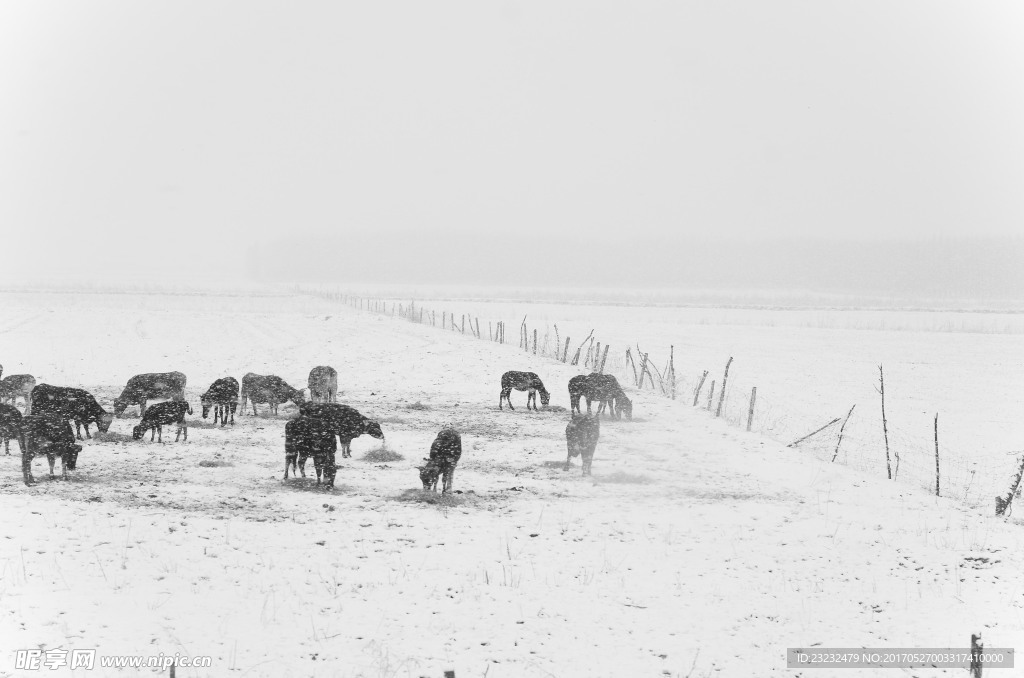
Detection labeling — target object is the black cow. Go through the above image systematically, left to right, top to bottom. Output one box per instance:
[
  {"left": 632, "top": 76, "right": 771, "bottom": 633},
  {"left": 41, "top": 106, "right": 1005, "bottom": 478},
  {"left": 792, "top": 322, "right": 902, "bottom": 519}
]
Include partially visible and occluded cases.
[
  {"left": 307, "top": 366, "right": 338, "bottom": 403},
  {"left": 113, "top": 371, "right": 187, "bottom": 417},
  {"left": 498, "top": 371, "right": 550, "bottom": 411},
  {"left": 240, "top": 373, "right": 305, "bottom": 416},
  {"left": 569, "top": 373, "right": 632, "bottom": 420},
  {"left": 0, "top": 374, "right": 36, "bottom": 413},
  {"left": 201, "top": 377, "right": 239, "bottom": 426},
  {"left": 30, "top": 384, "right": 114, "bottom": 440},
  {"left": 132, "top": 401, "right": 192, "bottom": 443},
  {"left": 298, "top": 402, "right": 384, "bottom": 458},
  {"left": 0, "top": 403, "right": 23, "bottom": 455},
  {"left": 19, "top": 413, "right": 83, "bottom": 485},
  {"left": 565, "top": 414, "right": 600, "bottom": 475},
  {"left": 284, "top": 415, "right": 338, "bottom": 486},
  {"left": 418, "top": 427, "right": 462, "bottom": 493}
]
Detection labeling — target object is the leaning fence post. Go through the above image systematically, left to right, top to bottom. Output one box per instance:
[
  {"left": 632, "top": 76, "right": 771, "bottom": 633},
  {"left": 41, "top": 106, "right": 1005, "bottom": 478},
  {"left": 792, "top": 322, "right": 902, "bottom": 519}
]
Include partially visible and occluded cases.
[
  {"left": 533, "top": 329, "right": 537, "bottom": 354},
  {"left": 563, "top": 337, "right": 570, "bottom": 362},
  {"left": 599, "top": 344, "right": 610, "bottom": 373},
  {"left": 716, "top": 357, "right": 733, "bottom": 418},
  {"left": 692, "top": 370, "right": 708, "bottom": 407},
  {"left": 706, "top": 380, "right": 715, "bottom": 410},
  {"left": 746, "top": 387, "right": 757, "bottom": 431},
  {"left": 831, "top": 404, "right": 856, "bottom": 462},
  {"left": 934, "top": 413, "right": 940, "bottom": 497}
]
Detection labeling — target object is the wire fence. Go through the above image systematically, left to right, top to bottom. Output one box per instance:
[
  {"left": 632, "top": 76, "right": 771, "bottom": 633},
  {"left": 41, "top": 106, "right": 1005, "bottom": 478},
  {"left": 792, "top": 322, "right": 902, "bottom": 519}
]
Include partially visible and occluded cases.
[{"left": 296, "top": 287, "right": 1020, "bottom": 514}]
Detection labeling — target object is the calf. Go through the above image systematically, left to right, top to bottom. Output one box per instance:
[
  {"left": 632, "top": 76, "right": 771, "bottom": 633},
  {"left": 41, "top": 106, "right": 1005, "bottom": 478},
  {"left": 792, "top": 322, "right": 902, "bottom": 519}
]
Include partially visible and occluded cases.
[
  {"left": 307, "top": 366, "right": 338, "bottom": 403},
  {"left": 113, "top": 371, "right": 187, "bottom": 417},
  {"left": 499, "top": 371, "right": 551, "bottom": 411},
  {"left": 240, "top": 373, "right": 305, "bottom": 416},
  {"left": 0, "top": 374, "right": 37, "bottom": 413},
  {"left": 201, "top": 377, "right": 239, "bottom": 426},
  {"left": 30, "top": 384, "right": 114, "bottom": 440},
  {"left": 132, "top": 400, "right": 192, "bottom": 443},
  {"left": 298, "top": 402, "right": 384, "bottom": 458},
  {"left": 0, "top": 403, "right": 23, "bottom": 454},
  {"left": 19, "top": 413, "right": 83, "bottom": 485},
  {"left": 565, "top": 414, "right": 600, "bottom": 475},
  {"left": 284, "top": 415, "right": 338, "bottom": 487},
  {"left": 418, "top": 427, "right": 462, "bottom": 493}
]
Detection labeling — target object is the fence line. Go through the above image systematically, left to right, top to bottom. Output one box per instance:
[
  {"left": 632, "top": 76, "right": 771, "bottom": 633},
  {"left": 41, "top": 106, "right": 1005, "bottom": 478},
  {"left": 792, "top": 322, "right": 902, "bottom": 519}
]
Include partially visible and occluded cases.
[{"left": 295, "top": 287, "right": 1016, "bottom": 512}]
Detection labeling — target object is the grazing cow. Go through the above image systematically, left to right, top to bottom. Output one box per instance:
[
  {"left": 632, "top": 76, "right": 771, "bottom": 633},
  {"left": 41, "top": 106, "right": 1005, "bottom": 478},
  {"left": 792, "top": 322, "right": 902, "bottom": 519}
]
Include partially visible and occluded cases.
[
  {"left": 307, "top": 366, "right": 338, "bottom": 403},
  {"left": 113, "top": 371, "right": 187, "bottom": 417},
  {"left": 498, "top": 371, "right": 551, "bottom": 411},
  {"left": 240, "top": 373, "right": 306, "bottom": 416},
  {"left": 569, "top": 373, "right": 632, "bottom": 420},
  {"left": 0, "top": 374, "right": 37, "bottom": 413},
  {"left": 201, "top": 377, "right": 239, "bottom": 426},
  {"left": 30, "top": 384, "right": 114, "bottom": 440},
  {"left": 132, "top": 400, "right": 192, "bottom": 442},
  {"left": 298, "top": 402, "right": 384, "bottom": 458},
  {"left": 0, "top": 403, "right": 23, "bottom": 455},
  {"left": 19, "top": 413, "right": 83, "bottom": 485},
  {"left": 565, "top": 414, "right": 600, "bottom": 475},
  {"left": 284, "top": 415, "right": 338, "bottom": 486},
  {"left": 418, "top": 427, "right": 462, "bottom": 493}
]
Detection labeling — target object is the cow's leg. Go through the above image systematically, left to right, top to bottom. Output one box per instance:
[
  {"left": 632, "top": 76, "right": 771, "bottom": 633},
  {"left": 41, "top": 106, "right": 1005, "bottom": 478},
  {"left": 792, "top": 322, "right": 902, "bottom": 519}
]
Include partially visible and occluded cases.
[
  {"left": 23, "top": 395, "right": 31, "bottom": 415},
  {"left": 585, "top": 397, "right": 593, "bottom": 414},
  {"left": 140, "top": 399, "right": 147, "bottom": 418},
  {"left": 229, "top": 404, "right": 236, "bottom": 425},
  {"left": 74, "top": 421, "right": 83, "bottom": 441},
  {"left": 150, "top": 427, "right": 156, "bottom": 442},
  {"left": 21, "top": 436, "right": 33, "bottom": 485},
  {"left": 564, "top": 445, "right": 572, "bottom": 471},
  {"left": 583, "top": 446, "right": 594, "bottom": 475},
  {"left": 324, "top": 451, "right": 336, "bottom": 488},
  {"left": 47, "top": 453, "right": 56, "bottom": 478},
  {"left": 298, "top": 453, "right": 307, "bottom": 478},
  {"left": 313, "top": 453, "right": 323, "bottom": 484},
  {"left": 442, "top": 466, "right": 454, "bottom": 493}
]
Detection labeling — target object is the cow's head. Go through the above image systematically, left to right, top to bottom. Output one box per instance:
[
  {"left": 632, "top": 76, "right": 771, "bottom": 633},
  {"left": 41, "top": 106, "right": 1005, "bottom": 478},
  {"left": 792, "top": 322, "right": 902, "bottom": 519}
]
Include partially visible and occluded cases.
[
  {"left": 291, "top": 389, "right": 307, "bottom": 405},
  {"left": 540, "top": 389, "right": 551, "bottom": 407},
  {"left": 616, "top": 396, "right": 633, "bottom": 421},
  {"left": 200, "top": 397, "right": 213, "bottom": 419},
  {"left": 112, "top": 399, "right": 129, "bottom": 417},
  {"left": 97, "top": 412, "right": 114, "bottom": 433},
  {"left": 365, "top": 420, "right": 384, "bottom": 440},
  {"left": 131, "top": 424, "right": 145, "bottom": 440},
  {"left": 63, "top": 443, "right": 83, "bottom": 470},
  {"left": 417, "top": 459, "right": 440, "bottom": 490}
]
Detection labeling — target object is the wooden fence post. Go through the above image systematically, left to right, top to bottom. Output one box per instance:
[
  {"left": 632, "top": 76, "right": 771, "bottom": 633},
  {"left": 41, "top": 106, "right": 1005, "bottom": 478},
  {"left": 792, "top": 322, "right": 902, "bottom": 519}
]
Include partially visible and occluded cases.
[
  {"left": 461, "top": 314, "right": 465, "bottom": 334},
  {"left": 475, "top": 318, "right": 480, "bottom": 339},
  {"left": 533, "top": 329, "right": 537, "bottom": 354},
  {"left": 563, "top": 337, "right": 570, "bottom": 362},
  {"left": 599, "top": 344, "right": 610, "bottom": 373},
  {"left": 668, "top": 346, "right": 676, "bottom": 399},
  {"left": 716, "top": 357, "right": 733, "bottom": 418},
  {"left": 879, "top": 364, "right": 892, "bottom": 479},
  {"left": 692, "top": 370, "right": 708, "bottom": 407},
  {"left": 706, "top": 380, "right": 715, "bottom": 410},
  {"left": 746, "top": 387, "right": 757, "bottom": 431},
  {"left": 831, "top": 404, "right": 856, "bottom": 462},
  {"left": 934, "top": 413, "right": 940, "bottom": 497},
  {"left": 788, "top": 417, "right": 842, "bottom": 447},
  {"left": 996, "top": 454, "right": 1024, "bottom": 516},
  {"left": 970, "top": 634, "right": 982, "bottom": 678}
]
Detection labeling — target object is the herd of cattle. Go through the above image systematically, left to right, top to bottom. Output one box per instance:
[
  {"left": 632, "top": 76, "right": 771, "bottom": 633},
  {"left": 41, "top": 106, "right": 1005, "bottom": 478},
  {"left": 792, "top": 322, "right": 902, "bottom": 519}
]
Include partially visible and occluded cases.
[{"left": 0, "top": 363, "right": 632, "bottom": 492}]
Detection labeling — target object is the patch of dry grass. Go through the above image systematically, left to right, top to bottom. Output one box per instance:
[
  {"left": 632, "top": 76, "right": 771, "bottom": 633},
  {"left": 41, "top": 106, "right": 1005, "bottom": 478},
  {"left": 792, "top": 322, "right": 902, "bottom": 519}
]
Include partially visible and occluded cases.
[{"left": 361, "top": 446, "right": 405, "bottom": 463}]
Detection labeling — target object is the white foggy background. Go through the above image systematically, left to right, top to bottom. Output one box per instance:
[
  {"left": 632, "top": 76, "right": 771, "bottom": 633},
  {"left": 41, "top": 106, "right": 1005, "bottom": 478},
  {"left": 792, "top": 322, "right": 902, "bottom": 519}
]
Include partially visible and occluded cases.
[{"left": 1, "top": 1, "right": 1023, "bottom": 298}]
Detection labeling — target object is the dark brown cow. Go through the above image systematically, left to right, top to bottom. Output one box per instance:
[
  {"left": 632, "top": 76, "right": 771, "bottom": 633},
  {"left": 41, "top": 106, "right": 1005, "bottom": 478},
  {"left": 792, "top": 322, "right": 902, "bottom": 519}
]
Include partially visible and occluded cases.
[
  {"left": 499, "top": 371, "right": 550, "bottom": 411},
  {"left": 201, "top": 377, "right": 239, "bottom": 426},
  {"left": 30, "top": 384, "right": 114, "bottom": 440},
  {"left": 132, "top": 400, "right": 192, "bottom": 443},
  {"left": 0, "top": 403, "right": 23, "bottom": 455},
  {"left": 298, "top": 403, "right": 384, "bottom": 458},
  {"left": 20, "top": 413, "right": 83, "bottom": 485},
  {"left": 565, "top": 414, "right": 600, "bottom": 475},
  {"left": 284, "top": 415, "right": 338, "bottom": 487},
  {"left": 418, "top": 427, "right": 462, "bottom": 493}
]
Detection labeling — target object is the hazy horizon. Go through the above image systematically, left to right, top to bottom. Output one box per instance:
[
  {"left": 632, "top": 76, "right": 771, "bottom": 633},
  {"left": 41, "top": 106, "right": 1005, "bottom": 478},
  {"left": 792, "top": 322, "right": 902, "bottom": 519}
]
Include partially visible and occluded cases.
[{"left": 2, "top": 2, "right": 1022, "bottom": 295}]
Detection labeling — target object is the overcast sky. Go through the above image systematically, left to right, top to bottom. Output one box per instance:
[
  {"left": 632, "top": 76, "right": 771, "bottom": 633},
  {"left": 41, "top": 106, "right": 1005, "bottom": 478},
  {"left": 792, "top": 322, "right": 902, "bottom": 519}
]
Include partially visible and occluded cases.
[{"left": 1, "top": 1, "right": 1022, "bottom": 286}]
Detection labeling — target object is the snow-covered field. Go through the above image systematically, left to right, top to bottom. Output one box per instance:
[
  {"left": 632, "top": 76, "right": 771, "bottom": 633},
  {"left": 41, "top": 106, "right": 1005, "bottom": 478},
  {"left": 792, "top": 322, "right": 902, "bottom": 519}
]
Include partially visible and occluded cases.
[
  {"left": 1, "top": 290, "right": 1023, "bottom": 677},
  {"left": 368, "top": 295, "right": 1024, "bottom": 507}
]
